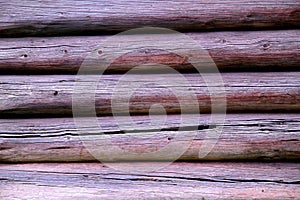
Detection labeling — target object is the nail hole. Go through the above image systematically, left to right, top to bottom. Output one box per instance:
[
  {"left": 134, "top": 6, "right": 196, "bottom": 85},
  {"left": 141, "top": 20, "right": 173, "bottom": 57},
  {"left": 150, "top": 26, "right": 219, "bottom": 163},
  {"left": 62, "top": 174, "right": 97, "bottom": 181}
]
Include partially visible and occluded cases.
[
  {"left": 262, "top": 43, "right": 270, "bottom": 50},
  {"left": 63, "top": 49, "right": 68, "bottom": 53},
  {"left": 98, "top": 49, "right": 103, "bottom": 55},
  {"left": 21, "top": 54, "right": 28, "bottom": 58},
  {"left": 53, "top": 91, "right": 58, "bottom": 96},
  {"left": 167, "top": 137, "right": 172, "bottom": 141},
  {"left": 262, "top": 189, "right": 264, "bottom": 192}
]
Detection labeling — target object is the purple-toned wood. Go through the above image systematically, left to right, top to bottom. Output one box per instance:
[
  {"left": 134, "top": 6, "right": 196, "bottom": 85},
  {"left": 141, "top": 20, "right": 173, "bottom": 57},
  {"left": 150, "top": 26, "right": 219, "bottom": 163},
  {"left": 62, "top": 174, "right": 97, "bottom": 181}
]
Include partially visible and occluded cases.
[
  {"left": 0, "top": 0, "right": 299, "bottom": 36},
  {"left": 0, "top": 31, "right": 299, "bottom": 74},
  {"left": 0, "top": 72, "right": 299, "bottom": 117},
  {"left": 0, "top": 114, "right": 299, "bottom": 162},
  {"left": 0, "top": 162, "right": 299, "bottom": 199}
]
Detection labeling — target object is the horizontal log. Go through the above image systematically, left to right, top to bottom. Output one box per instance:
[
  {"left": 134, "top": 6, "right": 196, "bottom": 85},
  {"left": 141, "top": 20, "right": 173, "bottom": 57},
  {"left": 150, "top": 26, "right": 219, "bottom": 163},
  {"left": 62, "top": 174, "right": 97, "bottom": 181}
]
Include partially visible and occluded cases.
[
  {"left": 0, "top": 0, "right": 299, "bottom": 36},
  {"left": 0, "top": 30, "right": 299, "bottom": 74},
  {"left": 0, "top": 72, "right": 299, "bottom": 117},
  {"left": 1, "top": 114, "right": 299, "bottom": 162},
  {"left": 0, "top": 162, "right": 299, "bottom": 199}
]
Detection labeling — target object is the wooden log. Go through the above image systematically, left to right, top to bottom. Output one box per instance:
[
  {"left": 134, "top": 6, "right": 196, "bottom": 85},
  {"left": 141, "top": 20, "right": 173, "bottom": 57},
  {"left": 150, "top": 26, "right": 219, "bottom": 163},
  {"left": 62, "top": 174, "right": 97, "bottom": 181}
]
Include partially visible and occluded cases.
[
  {"left": 0, "top": 0, "right": 299, "bottom": 36},
  {"left": 0, "top": 30, "right": 299, "bottom": 74},
  {"left": 0, "top": 72, "right": 299, "bottom": 117},
  {"left": 0, "top": 114, "right": 299, "bottom": 162},
  {"left": 0, "top": 162, "right": 299, "bottom": 199}
]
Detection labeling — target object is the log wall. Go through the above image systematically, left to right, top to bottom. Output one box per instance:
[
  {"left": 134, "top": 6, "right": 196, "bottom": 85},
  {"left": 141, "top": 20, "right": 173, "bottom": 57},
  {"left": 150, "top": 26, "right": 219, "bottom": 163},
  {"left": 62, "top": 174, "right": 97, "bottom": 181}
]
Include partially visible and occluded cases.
[{"left": 0, "top": 1, "right": 299, "bottom": 199}]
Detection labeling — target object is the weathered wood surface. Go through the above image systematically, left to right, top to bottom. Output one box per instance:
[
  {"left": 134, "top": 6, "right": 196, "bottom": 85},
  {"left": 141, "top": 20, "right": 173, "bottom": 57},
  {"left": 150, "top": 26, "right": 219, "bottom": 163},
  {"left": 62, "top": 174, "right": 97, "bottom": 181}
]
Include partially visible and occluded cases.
[
  {"left": 0, "top": 0, "right": 299, "bottom": 36},
  {"left": 0, "top": 30, "right": 299, "bottom": 74},
  {"left": 0, "top": 72, "right": 299, "bottom": 117},
  {"left": 0, "top": 114, "right": 299, "bottom": 162},
  {"left": 0, "top": 162, "right": 299, "bottom": 199}
]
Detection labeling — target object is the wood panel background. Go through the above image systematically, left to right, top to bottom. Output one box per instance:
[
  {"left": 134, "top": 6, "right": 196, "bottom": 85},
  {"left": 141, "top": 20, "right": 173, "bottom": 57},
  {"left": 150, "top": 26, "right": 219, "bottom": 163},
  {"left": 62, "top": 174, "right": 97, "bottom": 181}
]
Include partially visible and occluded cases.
[{"left": 0, "top": 0, "right": 299, "bottom": 199}]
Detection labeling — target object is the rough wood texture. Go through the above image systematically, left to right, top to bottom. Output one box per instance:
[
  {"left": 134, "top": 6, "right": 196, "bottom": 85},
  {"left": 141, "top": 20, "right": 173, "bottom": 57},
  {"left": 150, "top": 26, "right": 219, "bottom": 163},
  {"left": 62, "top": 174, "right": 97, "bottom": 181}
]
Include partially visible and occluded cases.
[
  {"left": 0, "top": 0, "right": 299, "bottom": 36},
  {"left": 0, "top": 30, "right": 299, "bottom": 74},
  {"left": 0, "top": 72, "right": 299, "bottom": 117},
  {"left": 0, "top": 114, "right": 299, "bottom": 162},
  {"left": 0, "top": 162, "right": 299, "bottom": 199}
]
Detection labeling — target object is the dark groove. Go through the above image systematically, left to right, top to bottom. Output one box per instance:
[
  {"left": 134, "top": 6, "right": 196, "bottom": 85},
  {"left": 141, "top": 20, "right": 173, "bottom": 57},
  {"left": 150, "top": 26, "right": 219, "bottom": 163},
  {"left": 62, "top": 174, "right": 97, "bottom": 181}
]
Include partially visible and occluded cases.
[
  {"left": 1, "top": 25, "right": 299, "bottom": 38},
  {"left": 1, "top": 66, "right": 300, "bottom": 75},
  {"left": 1, "top": 109, "right": 300, "bottom": 119},
  {"left": 0, "top": 125, "right": 214, "bottom": 138},
  {"left": 46, "top": 146, "right": 72, "bottom": 150},
  {"left": 2, "top": 170, "right": 298, "bottom": 185}
]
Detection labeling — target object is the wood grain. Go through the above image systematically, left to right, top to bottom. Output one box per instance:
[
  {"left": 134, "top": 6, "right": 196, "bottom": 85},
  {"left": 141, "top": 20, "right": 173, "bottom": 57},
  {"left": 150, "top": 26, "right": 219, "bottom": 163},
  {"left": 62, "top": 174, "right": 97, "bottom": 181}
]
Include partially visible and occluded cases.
[
  {"left": 0, "top": 0, "right": 299, "bottom": 36},
  {"left": 0, "top": 30, "right": 299, "bottom": 74},
  {"left": 0, "top": 72, "right": 299, "bottom": 117},
  {"left": 0, "top": 114, "right": 299, "bottom": 162},
  {"left": 0, "top": 162, "right": 299, "bottom": 199}
]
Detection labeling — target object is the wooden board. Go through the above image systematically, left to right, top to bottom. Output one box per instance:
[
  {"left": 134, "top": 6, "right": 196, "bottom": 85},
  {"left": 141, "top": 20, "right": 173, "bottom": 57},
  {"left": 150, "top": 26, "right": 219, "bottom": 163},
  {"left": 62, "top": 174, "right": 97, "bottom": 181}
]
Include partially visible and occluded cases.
[
  {"left": 0, "top": 0, "right": 299, "bottom": 36},
  {"left": 0, "top": 30, "right": 299, "bottom": 74},
  {"left": 0, "top": 72, "right": 299, "bottom": 117},
  {"left": 1, "top": 114, "right": 299, "bottom": 162},
  {"left": 0, "top": 162, "right": 299, "bottom": 199}
]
